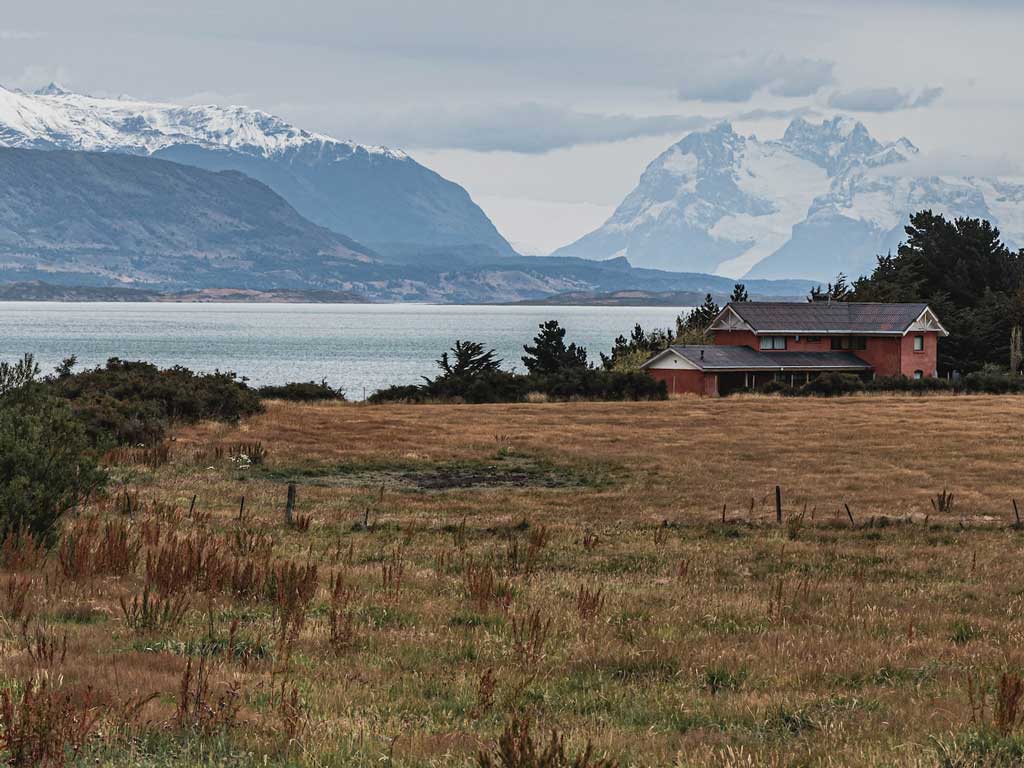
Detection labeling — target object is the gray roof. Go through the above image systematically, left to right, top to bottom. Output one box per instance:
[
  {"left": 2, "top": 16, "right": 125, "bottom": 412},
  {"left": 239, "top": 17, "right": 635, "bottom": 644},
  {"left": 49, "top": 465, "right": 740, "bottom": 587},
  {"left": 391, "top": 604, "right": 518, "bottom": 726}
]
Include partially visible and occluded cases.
[
  {"left": 725, "top": 302, "right": 929, "bottom": 333},
  {"left": 656, "top": 345, "right": 872, "bottom": 372}
]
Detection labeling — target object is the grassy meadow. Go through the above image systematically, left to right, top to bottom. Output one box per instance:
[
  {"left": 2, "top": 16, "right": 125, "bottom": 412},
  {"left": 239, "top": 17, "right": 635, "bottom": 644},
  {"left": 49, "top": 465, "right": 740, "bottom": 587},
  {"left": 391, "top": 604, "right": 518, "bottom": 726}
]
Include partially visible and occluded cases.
[{"left": 4, "top": 394, "right": 1024, "bottom": 766}]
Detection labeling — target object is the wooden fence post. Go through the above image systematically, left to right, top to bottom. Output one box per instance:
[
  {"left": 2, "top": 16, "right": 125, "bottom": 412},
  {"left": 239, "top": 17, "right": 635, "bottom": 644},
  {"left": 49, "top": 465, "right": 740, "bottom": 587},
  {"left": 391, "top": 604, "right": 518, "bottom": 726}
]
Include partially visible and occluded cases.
[
  {"left": 285, "top": 483, "right": 296, "bottom": 526},
  {"left": 775, "top": 486, "right": 782, "bottom": 524}
]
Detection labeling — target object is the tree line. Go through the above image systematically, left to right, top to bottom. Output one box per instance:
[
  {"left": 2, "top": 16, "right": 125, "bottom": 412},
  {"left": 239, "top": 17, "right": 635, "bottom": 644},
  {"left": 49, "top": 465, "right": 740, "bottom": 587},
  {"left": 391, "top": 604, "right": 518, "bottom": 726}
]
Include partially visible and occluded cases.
[{"left": 370, "top": 320, "right": 667, "bottom": 404}]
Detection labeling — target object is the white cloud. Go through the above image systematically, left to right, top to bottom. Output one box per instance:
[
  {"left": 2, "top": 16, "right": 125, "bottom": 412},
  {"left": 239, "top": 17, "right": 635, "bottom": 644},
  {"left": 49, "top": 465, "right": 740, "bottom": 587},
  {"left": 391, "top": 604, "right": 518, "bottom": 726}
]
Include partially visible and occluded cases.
[
  {"left": 0, "top": 30, "right": 41, "bottom": 40},
  {"left": 678, "top": 54, "right": 834, "bottom": 103},
  {"left": 828, "top": 86, "right": 944, "bottom": 112},
  {"left": 339, "top": 104, "right": 714, "bottom": 154},
  {"left": 733, "top": 106, "right": 820, "bottom": 122},
  {"left": 866, "top": 149, "right": 1023, "bottom": 178}
]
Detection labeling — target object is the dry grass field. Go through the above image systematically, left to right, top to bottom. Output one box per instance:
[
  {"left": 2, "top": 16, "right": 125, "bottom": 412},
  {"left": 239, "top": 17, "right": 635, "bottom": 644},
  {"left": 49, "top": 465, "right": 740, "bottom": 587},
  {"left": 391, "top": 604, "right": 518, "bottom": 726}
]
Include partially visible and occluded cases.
[{"left": 4, "top": 394, "right": 1024, "bottom": 767}]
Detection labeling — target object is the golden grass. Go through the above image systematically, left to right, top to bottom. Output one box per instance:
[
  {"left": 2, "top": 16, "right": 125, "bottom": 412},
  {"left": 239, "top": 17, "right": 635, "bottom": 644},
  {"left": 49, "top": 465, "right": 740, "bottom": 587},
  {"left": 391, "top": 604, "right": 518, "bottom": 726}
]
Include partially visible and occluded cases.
[{"left": 3, "top": 395, "right": 1024, "bottom": 767}]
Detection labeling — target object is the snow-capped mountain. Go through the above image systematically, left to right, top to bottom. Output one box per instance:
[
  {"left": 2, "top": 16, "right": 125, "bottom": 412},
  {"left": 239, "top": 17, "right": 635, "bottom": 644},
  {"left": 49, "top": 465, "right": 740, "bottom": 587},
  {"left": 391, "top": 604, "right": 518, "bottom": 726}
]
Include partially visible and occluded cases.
[
  {"left": 0, "top": 84, "right": 514, "bottom": 257},
  {"left": 552, "top": 117, "right": 1024, "bottom": 281}
]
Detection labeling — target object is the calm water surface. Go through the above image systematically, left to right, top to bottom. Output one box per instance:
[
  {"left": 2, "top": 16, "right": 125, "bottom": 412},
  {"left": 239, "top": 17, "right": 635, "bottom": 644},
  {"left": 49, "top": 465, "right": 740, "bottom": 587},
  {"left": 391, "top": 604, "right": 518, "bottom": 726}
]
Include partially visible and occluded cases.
[{"left": 0, "top": 303, "right": 689, "bottom": 398}]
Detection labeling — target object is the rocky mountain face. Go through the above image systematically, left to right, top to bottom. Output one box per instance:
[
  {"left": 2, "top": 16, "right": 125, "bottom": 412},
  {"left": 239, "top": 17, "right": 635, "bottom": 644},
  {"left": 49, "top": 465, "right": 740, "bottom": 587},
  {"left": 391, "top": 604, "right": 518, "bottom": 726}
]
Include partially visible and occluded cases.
[
  {"left": 0, "top": 84, "right": 514, "bottom": 258},
  {"left": 553, "top": 117, "right": 1024, "bottom": 281},
  {"left": 0, "top": 147, "right": 376, "bottom": 288}
]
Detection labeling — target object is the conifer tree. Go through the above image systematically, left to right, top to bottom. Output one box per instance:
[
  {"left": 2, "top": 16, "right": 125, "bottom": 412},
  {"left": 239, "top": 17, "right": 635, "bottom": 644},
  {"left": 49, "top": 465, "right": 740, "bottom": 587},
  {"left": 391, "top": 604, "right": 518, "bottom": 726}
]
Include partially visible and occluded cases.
[
  {"left": 522, "top": 320, "right": 588, "bottom": 374},
  {"left": 434, "top": 340, "right": 502, "bottom": 380}
]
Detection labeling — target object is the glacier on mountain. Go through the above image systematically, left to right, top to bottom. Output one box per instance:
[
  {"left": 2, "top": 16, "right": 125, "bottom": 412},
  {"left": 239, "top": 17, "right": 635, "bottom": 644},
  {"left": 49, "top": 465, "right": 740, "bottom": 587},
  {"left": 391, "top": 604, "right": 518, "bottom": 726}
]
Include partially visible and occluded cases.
[
  {"left": 0, "top": 82, "right": 405, "bottom": 159},
  {"left": 0, "top": 83, "right": 513, "bottom": 256},
  {"left": 553, "top": 116, "right": 1024, "bottom": 281}
]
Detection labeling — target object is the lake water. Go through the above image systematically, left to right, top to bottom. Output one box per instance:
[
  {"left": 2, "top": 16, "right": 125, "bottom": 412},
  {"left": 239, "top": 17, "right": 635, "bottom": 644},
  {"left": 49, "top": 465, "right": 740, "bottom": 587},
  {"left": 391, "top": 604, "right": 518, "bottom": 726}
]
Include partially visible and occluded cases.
[{"left": 0, "top": 303, "right": 689, "bottom": 398}]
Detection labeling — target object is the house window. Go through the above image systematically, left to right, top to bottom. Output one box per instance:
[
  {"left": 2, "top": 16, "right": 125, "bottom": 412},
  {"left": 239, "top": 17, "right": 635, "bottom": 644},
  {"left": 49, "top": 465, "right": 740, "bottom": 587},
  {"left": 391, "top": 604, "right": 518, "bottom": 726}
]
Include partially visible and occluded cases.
[
  {"left": 913, "top": 335, "right": 924, "bottom": 351},
  {"left": 759, "top": 336, "right": 787, "bottom": 350},
  {"left": 831, "top": 336, "right": 867, "bottom": 351},
  {"left": 914, "top": 370, "right": 924, "bottom": 380}
]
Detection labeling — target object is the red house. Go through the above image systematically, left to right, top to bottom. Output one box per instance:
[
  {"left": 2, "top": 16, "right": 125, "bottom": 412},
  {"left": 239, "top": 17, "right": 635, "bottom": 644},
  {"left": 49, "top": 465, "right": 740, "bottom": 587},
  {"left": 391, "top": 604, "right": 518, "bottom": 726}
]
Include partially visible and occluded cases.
[{"left": 641, "top": 302, "right": 948, "bottom": 396}]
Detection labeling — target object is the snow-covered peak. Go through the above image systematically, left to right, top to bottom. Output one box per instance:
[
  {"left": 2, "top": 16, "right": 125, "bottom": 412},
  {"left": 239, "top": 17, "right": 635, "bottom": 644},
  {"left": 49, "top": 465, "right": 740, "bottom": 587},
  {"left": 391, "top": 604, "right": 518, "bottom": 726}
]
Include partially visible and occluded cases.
[
  {"left": 33, "top": 82, "right": 71, "bottom": 97},
  {"left": 0, "top": 84, "right": 409, "bottom": 160},
  {"left": 553, "top": 114, "right": 1024, "bottom": 281},
  {"left": 781, "top": 116, "right": 887, "bottom": 175}
]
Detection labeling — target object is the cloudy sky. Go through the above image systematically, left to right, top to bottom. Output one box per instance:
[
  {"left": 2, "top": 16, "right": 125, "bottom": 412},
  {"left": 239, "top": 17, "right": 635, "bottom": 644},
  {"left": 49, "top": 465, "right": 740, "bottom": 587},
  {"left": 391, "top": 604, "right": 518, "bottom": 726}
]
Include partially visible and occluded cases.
[{"left": 3, "top": 0, "right": 1022, "bottom": 253}]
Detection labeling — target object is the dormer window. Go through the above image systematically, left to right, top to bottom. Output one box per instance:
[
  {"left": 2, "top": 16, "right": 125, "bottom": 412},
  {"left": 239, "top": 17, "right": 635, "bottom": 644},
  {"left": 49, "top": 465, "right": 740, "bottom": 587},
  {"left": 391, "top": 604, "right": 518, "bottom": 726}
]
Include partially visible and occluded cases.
[{"left": 759, "top": 336, "right": 787, "bottom": 350}]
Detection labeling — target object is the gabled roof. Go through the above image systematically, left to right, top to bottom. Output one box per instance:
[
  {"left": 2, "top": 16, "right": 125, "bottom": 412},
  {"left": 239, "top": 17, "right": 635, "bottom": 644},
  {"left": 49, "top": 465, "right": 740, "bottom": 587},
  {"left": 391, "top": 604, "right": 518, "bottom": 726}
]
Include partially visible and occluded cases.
[
  {"left": 709, "top": 302, "right": 948, "bottom": 336},
  {"left": 641, "top": 345, "right": 873, "bottom": 372}
]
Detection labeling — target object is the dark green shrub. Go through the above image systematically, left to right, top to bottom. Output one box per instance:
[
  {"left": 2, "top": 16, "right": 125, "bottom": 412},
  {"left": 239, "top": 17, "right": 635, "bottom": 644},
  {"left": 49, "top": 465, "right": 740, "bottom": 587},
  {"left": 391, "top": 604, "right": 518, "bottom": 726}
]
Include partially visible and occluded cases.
[
  {"left": 50, "top": 358, "right": 262, "bottom": 446},
  {"left": 962, "top": 366, "right": 1024, "bottom": 394},
  {"left": 370, "top": 369, "right": 666, "bottom": 404},
  {"left": 529, "top": 369, "right": 666, "bottom": 401},
  {"left": 427, "top": 371, "right": 527, "bottom": 404},
  {"left": 798, "top": 373, "right": 865, "bottom": 397},
  {"left": 867, "top": 375, "right": 953, "bottom": 393},
  {"left": 0, "top": 379, "right": 105, "bottom": 542},
  {"left": 757, "top": 379, "right": 795, "bottom": 396},
  {"left": 257, "top": 380, "right": 346, "bottom": 402},
  {"left": 368, "top": 384, "right": 424, "bottom": 404}
]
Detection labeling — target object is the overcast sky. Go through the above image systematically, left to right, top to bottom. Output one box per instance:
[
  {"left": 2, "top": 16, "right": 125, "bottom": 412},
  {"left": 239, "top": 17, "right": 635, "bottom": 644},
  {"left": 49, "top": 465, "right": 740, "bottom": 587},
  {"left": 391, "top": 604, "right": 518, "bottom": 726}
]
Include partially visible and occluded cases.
[{"left": 3, "top": 0, "right": 1022, "bottom": 253}]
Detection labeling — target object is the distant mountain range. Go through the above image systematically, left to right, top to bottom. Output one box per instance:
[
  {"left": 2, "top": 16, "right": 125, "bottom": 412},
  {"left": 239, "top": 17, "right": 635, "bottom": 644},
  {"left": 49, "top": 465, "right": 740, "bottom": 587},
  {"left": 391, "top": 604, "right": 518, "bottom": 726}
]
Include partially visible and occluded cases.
[
  {"left": 0, "top": 83, "right": 513, "bottom": 259},
  {"left": 0, "top": 83, "right": 819, "bottom": 302},
  {"left": 553, "top": 117, "right": 1024, "bottom": 281},
  {"left": 0, "top": 143, "right": 811, "bottom": 301}
]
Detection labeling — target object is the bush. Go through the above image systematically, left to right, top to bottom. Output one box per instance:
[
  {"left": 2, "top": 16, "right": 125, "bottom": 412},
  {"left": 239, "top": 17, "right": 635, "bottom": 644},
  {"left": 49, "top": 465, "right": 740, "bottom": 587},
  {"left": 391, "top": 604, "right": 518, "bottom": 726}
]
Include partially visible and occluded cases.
[
  {"left": 50, "top": 358, "right": 262, "bottom": 446},
  {"left": 962, "top": 366, "right": 1024, "bottom": 394},
  {"left": 370, "top": 369, "right": 666, "bottom": 404},
  {"left": 529, "top": 369, "right": 666, "bottom": 401},
  {"left": 798, "top": 373, "right": 865, "bottom": 397},
  {"left": 866, "top": 375, "right": 953, "bottom": 394},
  {"left": 0, "top": 379, "right": 105, "bottom": 543},
  {"left": 257, "top": 380, "right": 346, "bottom": 402},
  {"left": 757, "top": 380, "right": 795, "bottom": 396},
  {"left": 368, "top": 384, "right": 424, "bottom": 404}
]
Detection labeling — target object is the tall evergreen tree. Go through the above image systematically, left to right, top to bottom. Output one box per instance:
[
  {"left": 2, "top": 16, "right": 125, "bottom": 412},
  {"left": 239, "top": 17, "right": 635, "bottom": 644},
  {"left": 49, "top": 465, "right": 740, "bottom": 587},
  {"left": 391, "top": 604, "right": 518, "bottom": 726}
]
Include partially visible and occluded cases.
[
  {"left": 850, "top": 211, "right": 1024, "bottom": 373},
  {"left": 808, "top": 274, "right": 851, "bottom": 302},
  {"left": 730, "top": 283, "right": 749, "bottom": 302},
  {"left": 673, "top": 294, "right": 721, "bottom": 344},
  {"left": 522, "top": 320, "right": 588, "bottom": 375},
  {"left": 600, "top": 323, "right": 674, "bottom": 371},
  {"left": 433, "top": 340, "right": 502, "bottom": 380}
]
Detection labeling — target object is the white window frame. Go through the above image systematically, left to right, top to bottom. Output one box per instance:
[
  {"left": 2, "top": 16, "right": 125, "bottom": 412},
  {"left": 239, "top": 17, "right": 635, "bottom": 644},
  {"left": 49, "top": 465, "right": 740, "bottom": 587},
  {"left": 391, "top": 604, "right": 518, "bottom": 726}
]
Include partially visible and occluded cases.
[{"left": 913, "top": 335, "right": 924, "bottom": 351}]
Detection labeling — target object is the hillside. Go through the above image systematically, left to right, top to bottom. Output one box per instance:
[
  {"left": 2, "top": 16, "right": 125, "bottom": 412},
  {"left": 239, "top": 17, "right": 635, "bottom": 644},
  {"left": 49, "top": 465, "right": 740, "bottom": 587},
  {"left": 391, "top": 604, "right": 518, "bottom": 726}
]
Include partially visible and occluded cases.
[
  {"left": 0, "top": 84, "right": 514, "bottom": 258},
  {"left": 553, "top": 117, "right": 1024, "bottom": 281},
  {"left": 0, "top": 147, "right": 377, "bottom": 288}
]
